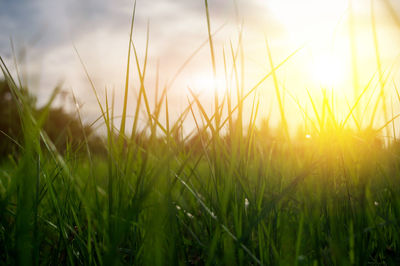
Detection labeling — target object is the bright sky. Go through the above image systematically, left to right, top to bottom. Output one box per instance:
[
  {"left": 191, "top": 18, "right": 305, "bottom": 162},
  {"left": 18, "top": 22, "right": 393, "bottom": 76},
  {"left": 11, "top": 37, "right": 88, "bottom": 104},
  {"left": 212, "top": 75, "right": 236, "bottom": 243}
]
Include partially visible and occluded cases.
[{"left": 1, "top": 0, "right": 400, "bottom": 134}]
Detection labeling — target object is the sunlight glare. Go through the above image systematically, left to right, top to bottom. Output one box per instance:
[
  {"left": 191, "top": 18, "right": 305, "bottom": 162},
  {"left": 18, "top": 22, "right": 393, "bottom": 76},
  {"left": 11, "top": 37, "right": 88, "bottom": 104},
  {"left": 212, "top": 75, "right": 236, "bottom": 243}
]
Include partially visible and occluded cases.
[
  {"left": 261, "top": 0, "right": 348, "bottom": 42},
  {"left": 310, "top": 54, "right": 345, "bottom": 87},
  {"left": 190, "top": 75, "right": 226, "bottom": 95}
]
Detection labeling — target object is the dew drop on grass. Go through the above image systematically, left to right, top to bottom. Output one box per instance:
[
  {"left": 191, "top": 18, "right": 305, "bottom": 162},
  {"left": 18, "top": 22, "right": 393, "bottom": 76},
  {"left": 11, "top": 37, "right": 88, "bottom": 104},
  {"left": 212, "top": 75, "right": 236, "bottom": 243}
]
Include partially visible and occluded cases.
[{"left": 244, "top": 198, "right": 249, "bottom": 210}]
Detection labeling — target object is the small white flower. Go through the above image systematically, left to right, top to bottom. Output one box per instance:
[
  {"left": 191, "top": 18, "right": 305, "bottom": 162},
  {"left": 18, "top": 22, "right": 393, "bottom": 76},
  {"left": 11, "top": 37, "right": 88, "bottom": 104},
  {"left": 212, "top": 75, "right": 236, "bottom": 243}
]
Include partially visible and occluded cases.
[
  {"left": 244, "top": 198, "right": 250, "bottom": 210},
  {"left": 374, "top": 201, "right": 379, "bottom": 206},
  {"left": 176, "top": 205, "right": 181, "bottom": 211},
  {"left": 210, "top": 211, "right": 217, "bottom": 219},
  {"left": 186, "top": 212, "right": 194, "bottom": 219}
]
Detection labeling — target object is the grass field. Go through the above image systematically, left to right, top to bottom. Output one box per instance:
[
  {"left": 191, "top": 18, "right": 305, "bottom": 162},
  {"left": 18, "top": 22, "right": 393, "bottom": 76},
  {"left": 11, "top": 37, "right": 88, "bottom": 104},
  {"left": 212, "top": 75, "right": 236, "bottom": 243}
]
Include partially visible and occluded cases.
[{"left": 1, "top": 1, "right": 400, "bottom": 265}]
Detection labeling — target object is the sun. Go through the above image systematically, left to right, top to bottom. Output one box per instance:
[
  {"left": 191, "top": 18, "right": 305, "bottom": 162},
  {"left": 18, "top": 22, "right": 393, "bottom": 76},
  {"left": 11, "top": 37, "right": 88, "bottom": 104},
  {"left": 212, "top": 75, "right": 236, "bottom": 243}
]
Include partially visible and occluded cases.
[
  {"left": 310, "top": 54, "right": 346, "bottom": 88},
  {"left": 190, "top": 74, "right": 226, "bottom": 95}
]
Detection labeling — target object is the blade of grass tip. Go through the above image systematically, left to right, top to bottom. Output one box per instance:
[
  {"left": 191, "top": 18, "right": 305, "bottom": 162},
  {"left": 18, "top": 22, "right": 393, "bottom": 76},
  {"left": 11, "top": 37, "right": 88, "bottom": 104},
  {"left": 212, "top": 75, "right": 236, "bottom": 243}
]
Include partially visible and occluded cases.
[
  {"left": 119, "top": 0, "right": 137, "bottom": 140},
  {"left": 204, "top": 0, "right": 220, "bottom": 130},
  {"left": 348, "top": 0, "right": 360, "bottom": 106},
  {"left": 371, "top": 0, "right": 389, "bottom": 136},
  {"left": 227, "top": 19, "right": 245, "bottom": 119},
  {"left": 141, "top": 21, "right": 150, "bottom": 78},
  {"left": 167, "top": 22, "right": 227, "bottom": 90},
  {"left": 240, "top": 22, "right": 245, "bottom": 120},
  {"left": 229, "top": 23, "right": 244, "bottom": 82},
  {"left": 131, "top": 25, "right": 152, "bottom": 127},
  {"left": 129, "top": 27, "right": 153, "bottom": 140},
  {"left": 265, "top": 36, "right": 289, "bottom": 139},
  {"left": 10, "top": 38, "right": 23, "bottom": 89},
  {"left": 230, "top": 40, "right": 243, "bottom": 137},
  {"left": 242, "top": 45, "right": 304, "bottom": 106},
  {"left": 73, "top": 46, "right": 111, "bottom": 136},
  {"left": 222, "top": 48, "right": 233, "bottom": 133},
  {"left": 0, "top": 56, "right": 24, "bottom": 108},
  {"left": 0, "top": 57, "right": 17, "bottom": 87},
  {"left": 154, "top": 59, "right": 160, "bottom": 111},
  {"left": 369, "top": 66, "right": 394, "bottom": 128},
  {"left": 342, "top": 72, "right": 376, "bottom": 128},
  {"left": 218, "top": 75, "right": 226, "bottom": 121},
  {"left": 362, "top": 76, "right": 381, "bottom": 126},
  {"left": 37, "top": 83, "right": 62, "bottom": 128},
  {"left": 130, "top": 84, "right": 143, "bottom": 141},
  {"left": 104, "top": 87, "right": 113, "bottom": 142},
  {"left": 111, "top": 87, "right": 116, "bottom": 136},
  {"left": 111, "top": 87, "right": 118, "bottom": 158},
  {"left": 104, "top": 88, "right": 111, "bottom": 141},
  {"left": 149, "top": 88, "right": 169, "bottom": 136},
  {"left": 152, "top": 88, "right": 166, "bottom": 127},
  {"left": 188, "top": 88, "right": 216, "bottom": 136},
  {"left": 306, "top": 88, "right": 322, "bottom": 129},
  {"left": 71, "top": 89, "right": 99, "bottom": 206},
  {"left": 186, "top": 89, "right": 226, "bottom": 199},
  {"left": 286, "top": 90, "right": 319, "bottom": 133},
  {"left": 321, "top": 90, "right": 327, "bottom": 130},
  {"left": 323, "top": 90, "right": 338, "bottom": 129},
  {"left": 218, "top": 91, "right": 226, "bottom": 124},
  {"left": 165, "top": 92, "right": 170, "bottom": 139},
  {"left": 246, "top": 92, "right": 257, "bottom": 152},
  {"left": 246, "top": 94, "right": 260, "bottom": 164},
  {"left": 180, "top": 95, "right": 218, "bottom": 195},
  {"left": 165, "top": 97, "right": 198, "bottom": 144},
  {"left": 187, "top": 97, "right": 213, "bottom": 170},
  {"left": 168, "top": 98, "right": 207, "bottom": 188},
  {"left": 391, "top": 99, "right": 396, "bottom": 141},
  {"left": 345, "top": 100, "right": 361, "bottom": 131},
  {"left": 170, "top": 105, "right": 193, "bottom": 139},
  {"left": 150, "top": 113, "right": 167, "bottom": 136},
  {"left": 376, "top": 113, "right": 400, "bottom": 133},
  {"left": 0, "top": 129, "right": 24, "bottom": 150}
]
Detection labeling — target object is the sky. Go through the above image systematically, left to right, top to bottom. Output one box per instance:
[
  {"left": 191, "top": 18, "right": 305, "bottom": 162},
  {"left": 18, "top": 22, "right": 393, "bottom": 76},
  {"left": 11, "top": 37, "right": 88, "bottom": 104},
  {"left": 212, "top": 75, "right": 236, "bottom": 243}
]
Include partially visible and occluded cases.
[{"left": 1, "top": 0, "right": 400, "bottom": 135}]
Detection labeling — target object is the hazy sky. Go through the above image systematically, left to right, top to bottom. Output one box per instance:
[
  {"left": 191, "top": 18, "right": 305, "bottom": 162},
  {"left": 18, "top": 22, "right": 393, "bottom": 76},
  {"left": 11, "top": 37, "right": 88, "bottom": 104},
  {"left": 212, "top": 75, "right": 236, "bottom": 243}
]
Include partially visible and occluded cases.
[{"left": 1, "top": 0, "right": 400, "bottom": 133}]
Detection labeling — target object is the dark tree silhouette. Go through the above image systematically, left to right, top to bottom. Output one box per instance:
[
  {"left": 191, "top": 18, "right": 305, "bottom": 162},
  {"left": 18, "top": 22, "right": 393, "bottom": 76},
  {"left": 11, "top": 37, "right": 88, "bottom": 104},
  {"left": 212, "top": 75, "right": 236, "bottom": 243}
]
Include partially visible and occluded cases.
[{"left": 0, "top": 79, "right": 105, "bottom": 157}]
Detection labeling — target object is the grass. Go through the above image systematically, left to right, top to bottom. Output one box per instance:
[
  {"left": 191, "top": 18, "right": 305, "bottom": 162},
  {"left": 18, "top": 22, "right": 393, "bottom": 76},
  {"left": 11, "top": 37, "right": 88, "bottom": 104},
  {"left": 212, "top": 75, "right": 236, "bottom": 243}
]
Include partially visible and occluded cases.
[{"left": 1, "top": 1, "right": 400, "bottom": 265}]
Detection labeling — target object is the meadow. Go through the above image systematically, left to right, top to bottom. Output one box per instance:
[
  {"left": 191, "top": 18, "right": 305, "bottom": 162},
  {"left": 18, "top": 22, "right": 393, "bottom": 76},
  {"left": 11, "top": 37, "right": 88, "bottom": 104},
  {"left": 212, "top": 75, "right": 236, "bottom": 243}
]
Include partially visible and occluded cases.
[{"left": 1, "top": 1, "right": 400, "bottom": 265}]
